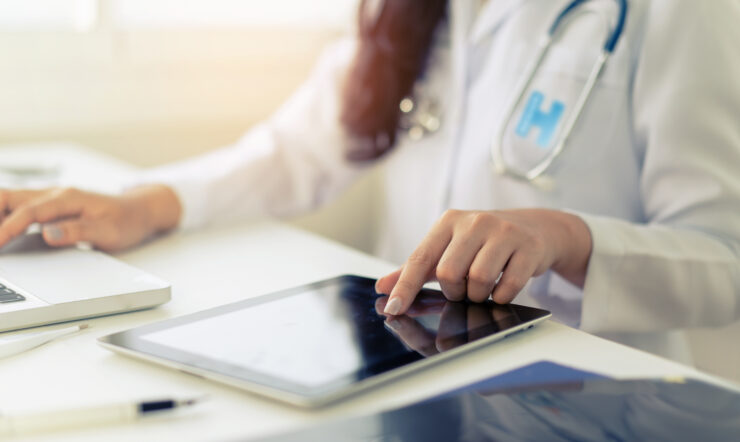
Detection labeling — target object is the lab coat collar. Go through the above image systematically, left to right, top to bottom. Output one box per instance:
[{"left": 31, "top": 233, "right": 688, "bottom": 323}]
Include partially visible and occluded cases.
[
  {"left": 446, "top": 0, "right": 529, "bottom": 130},
  {"left": 468, "top": 0, "right": 527, "bottom": 45}
]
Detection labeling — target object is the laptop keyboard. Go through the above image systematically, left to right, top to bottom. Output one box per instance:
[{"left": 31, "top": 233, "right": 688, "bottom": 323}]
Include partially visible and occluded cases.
[{"left": 0, "top": 284, "right": 25, "bottom": 303}]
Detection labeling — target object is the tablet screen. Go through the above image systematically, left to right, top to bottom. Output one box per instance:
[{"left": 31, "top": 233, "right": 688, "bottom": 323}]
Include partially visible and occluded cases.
[{"left": 102, "top": 275, "right": 550, "bottom": 403}]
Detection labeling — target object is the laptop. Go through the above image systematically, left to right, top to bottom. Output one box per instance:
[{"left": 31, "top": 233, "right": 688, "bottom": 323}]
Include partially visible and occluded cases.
[{"left": 0, "top": 232, "right": 170, "bottom": 332}]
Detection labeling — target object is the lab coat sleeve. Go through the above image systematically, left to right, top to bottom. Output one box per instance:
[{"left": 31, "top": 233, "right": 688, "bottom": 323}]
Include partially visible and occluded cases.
[
  {"left": 579, "top": 1, "right": 740, "bottom": 333},
  {"left": 137, "top": 39, "right": 366, "bottom": 230}
]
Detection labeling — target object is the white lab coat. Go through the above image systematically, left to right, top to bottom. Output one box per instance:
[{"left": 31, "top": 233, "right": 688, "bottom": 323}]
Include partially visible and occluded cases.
[{"left": 145, "top": 0, "right": 740, "bottom": 363}]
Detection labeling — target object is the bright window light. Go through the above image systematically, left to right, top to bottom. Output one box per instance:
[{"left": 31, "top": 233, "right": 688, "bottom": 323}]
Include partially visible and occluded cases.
[
  {"left": 0, "top": 0, "right": 97, "bottom": 32},
  {"left": 110, "top": 0, "right": 360, "bottom": 30}
]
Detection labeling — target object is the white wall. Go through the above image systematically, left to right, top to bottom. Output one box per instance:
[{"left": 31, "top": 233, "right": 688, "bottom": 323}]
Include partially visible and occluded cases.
[
  {"left": 0, "top": 20, "right": 738, "bottom": 384},
  {"left": 0, "top": 28, "right": 338, "bottom": 165}
]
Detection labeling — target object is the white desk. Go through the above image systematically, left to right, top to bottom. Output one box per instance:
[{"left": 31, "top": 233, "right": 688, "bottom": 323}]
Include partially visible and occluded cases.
[{"left": 0, "top": 145, "right": 733, "bottom": 441}]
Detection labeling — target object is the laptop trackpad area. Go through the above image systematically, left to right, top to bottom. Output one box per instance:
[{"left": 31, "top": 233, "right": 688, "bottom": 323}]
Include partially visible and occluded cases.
[{"left": 0, "top": 234, "right": 167, "bottom": 304}]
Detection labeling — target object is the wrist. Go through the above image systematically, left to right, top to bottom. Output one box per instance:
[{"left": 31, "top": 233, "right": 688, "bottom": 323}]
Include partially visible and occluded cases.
[
  {"left": 124, "top": 185, "right": 182, "bottom": 234},
  {"left": 547, "top": 210, "right": 593, "bottom": 288}
]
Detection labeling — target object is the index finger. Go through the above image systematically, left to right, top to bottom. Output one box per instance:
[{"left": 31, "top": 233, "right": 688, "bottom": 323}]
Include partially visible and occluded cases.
[
  {"left": 0, "top": 189, "right": 46, "bottom": 222},
  {"left": 0, "top": 189, "right": 48, "bottom": 211},
  {"left": 0, "top": 192, "right": 83, "bottom": 247},
  {"left": 384, "top": 227, "right": 451, "bottom": 316},
  {"left": 375, "top": 295, "right": 446, "bottom": 317}
]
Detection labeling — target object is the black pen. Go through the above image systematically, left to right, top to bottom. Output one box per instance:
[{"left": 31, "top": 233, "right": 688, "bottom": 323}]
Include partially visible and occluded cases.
[{"left": 0, "top": 396, "right": 205, "bottom": 437}]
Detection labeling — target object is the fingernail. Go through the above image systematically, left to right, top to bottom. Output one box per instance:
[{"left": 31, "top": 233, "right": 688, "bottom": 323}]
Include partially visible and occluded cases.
[
  {"left": 44, "top": 225, "right": 63, "bottom": 241},
  {"left": 384, "top": 297, "right": 402, "bottom": 316},
  {"left": 386, "top": 319, "right": 402, "bottom": 332}
]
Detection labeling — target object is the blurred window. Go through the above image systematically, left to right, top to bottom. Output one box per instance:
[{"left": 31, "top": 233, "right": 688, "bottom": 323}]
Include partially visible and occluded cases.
[
  {"left": 0, "top": 0, "right": 97, "bottom": 31},
  {"left": 0, "top": 0, "right": 358, "bottom": 32},
  {"left": 110, "top": 0, "right": 358, "bottom": 30},
  {"left": 111, "top": 0, "right": 358, "bottom": 28}
]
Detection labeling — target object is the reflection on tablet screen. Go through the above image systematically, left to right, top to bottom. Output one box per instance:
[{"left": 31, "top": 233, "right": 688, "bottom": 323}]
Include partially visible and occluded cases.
[{"left": 140, "top": 277, "right": 540, "bottom": 390}]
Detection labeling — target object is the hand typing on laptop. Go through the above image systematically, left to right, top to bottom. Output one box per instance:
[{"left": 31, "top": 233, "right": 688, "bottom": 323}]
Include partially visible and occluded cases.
[
  {"left": 0, "top": 185, "right": 181, "bottom": 251},
  {"left": 0, "top": 187, "right": 174, "bottom": 331}
]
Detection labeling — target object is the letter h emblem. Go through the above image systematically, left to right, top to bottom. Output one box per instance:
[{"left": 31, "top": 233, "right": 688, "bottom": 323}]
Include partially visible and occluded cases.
[{"left": 515, "top": 90, "right": 565, "bottom": 149}]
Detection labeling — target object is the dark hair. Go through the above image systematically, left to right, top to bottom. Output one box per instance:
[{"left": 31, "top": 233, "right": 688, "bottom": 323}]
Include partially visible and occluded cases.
[{"left": 341, "top": 0, "right": 448, "bottom": 162}]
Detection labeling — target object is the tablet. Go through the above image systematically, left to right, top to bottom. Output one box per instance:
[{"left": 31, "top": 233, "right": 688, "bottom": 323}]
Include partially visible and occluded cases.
[{"left": 99, "top": 275, "right": 551, "bottom": 407}]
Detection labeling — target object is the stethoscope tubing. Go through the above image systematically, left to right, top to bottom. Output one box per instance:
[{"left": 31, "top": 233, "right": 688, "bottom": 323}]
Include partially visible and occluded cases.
[{"left": 491, "top": 0, "right": 628, "bottom": 182}]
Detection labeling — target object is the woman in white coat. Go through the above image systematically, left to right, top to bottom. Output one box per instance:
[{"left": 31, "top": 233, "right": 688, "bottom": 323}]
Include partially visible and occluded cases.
[{"left": 0, "top": 0, "right": 739, "bottom": 363}]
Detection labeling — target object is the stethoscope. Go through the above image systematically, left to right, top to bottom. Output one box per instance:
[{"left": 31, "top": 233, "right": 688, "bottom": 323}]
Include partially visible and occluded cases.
[
  {"left": 402, "top": 0, "right": 628, "bottom": 184},
  {"left": 492, "top": 0, "right": 628, "bottom": 182}
]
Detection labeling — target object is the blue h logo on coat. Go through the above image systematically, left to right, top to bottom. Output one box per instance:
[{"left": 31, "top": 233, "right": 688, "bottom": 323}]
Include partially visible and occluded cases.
[{"left": 515, "top": 91, "right": 565, "bottom": 149}]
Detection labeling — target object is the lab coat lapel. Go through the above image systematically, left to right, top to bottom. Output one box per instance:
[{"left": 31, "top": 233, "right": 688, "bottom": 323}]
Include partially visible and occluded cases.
[
  {"left": 448, "top": 0, "right": 477, "bottom": 122},
  {"left": 469, "top": 0, "right": 526, "bottom": 45}
]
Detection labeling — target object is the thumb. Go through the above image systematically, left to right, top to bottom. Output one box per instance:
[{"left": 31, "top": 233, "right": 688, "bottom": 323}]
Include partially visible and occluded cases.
[{"left": 42, "top": 220, "right": 95, "bottom": 247}]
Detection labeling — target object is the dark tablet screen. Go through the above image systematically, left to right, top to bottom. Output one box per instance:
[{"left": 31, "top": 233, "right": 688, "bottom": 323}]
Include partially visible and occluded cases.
[{"left": 101, "top": 275, "right": 550, "bottom": 402}]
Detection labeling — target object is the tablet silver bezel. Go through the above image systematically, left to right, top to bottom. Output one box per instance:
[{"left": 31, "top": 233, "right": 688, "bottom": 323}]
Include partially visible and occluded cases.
[{"left": 98, "top": 275, "right": 551, "bottom": 408}]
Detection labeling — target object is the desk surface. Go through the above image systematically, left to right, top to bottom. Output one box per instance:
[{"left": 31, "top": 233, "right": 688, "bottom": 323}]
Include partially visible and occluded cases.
[{"left": 0, "top": 145, "right": 732, "bottom": 442}]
